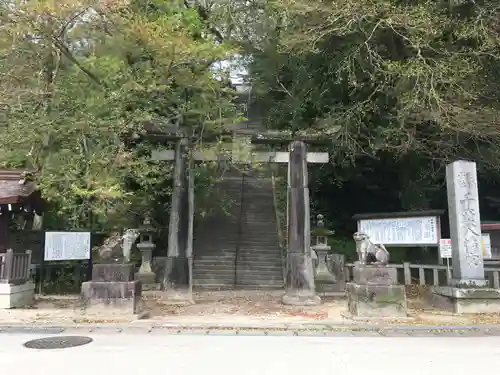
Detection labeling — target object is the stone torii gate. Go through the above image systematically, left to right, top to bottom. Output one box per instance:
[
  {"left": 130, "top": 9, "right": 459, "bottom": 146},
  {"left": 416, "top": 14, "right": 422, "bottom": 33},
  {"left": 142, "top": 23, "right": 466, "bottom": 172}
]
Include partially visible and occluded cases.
[{"left": 150, "top": 131, "right": 329, "bottom": 305}]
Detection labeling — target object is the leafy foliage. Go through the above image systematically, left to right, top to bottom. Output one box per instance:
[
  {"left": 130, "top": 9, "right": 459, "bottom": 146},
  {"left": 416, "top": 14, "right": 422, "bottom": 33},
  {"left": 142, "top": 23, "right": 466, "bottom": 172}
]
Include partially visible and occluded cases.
[
  {"left": 0, "top": 0, "right": 238, "bottom": 230},
  {"left": 248, "top": 0, "right": 500, "bottom": 164}
]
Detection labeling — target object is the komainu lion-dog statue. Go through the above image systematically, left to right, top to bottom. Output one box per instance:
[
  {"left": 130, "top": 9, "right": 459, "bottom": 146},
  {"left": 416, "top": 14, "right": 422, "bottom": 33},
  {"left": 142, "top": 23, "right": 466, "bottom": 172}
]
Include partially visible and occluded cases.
[{"left": 353, "top": 231, "right": 389, "bottom": 265}]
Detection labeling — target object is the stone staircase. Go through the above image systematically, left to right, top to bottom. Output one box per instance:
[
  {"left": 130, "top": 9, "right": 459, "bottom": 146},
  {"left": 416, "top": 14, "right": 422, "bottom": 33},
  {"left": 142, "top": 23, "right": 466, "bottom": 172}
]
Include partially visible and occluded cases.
[{"left": 192, "top": 170, "right": 284, "bottom": 290}]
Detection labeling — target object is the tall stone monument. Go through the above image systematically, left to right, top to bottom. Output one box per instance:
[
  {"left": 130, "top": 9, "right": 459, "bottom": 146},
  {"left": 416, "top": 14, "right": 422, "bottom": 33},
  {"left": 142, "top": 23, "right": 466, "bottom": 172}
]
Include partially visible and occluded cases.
[
  {"left": 282, "top": 140, "right": 320, "bottom": 306},
  {"left": 432, "top": 160, "right": 500, "bottom": 313}
]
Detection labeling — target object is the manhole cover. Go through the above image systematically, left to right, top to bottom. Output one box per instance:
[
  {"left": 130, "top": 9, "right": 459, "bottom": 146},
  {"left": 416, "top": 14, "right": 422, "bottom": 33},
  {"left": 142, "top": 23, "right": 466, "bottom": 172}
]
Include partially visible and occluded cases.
[{"left": 24, "top": 336, "right": 93, "bottom": 349}]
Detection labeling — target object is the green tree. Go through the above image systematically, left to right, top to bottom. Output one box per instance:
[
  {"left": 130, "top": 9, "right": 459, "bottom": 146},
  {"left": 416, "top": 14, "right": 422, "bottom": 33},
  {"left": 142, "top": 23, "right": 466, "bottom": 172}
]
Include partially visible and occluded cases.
[
  {"left": 0, "top": 0, "right": 238, "bottom": 230},
  {"left": 250, "top": 0, "right": 500, "bottom": 164}
]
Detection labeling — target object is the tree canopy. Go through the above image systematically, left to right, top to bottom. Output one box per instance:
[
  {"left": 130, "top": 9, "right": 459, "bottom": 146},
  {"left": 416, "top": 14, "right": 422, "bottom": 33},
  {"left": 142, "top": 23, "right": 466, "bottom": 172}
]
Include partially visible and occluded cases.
[
  {"left": 0, "top": 0, "right": 238, "bottom": 229},
  {"left": 2, "top": 0, "right": 500, "bottom": 231}
]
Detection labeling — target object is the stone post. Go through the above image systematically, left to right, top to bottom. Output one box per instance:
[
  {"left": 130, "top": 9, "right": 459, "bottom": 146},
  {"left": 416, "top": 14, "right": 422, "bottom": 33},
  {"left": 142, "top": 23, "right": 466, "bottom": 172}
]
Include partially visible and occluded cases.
[
  {"left": 163, "top": 138, "right": 194, "bottom": 303},
  {"left": 282, "top": 140, "right": 320, "bottom": 306},
  {"left": 432, "top": 160, "right": 500, "bottom": 313},
  {"left": 447, "top": 160, "right": 485, "bottom": 285},
  {"left": 135, "top": 217, "right": 157, "bottom": 288}
]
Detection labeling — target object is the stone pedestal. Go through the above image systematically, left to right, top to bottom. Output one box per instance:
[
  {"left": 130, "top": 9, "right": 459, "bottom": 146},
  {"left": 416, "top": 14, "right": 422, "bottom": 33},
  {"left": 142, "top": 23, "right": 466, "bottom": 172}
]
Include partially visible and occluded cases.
[
  {"left": 135, "top": 242, "right": 156, "bottom": 287},
  {"left": 314, "top": 248, "right": 346, "bottom": 296},
  {"left": 81, "top": 263, "right": 144, "bottom": 316},
  {"left": 346, "top": 264, "right": 407, "bottom": 318},
  {"left": 0, "top": 282, "right": 35, "bottom": 309},
  {"left": 432, "top": 284, "right": 500, "bottom": 313}
]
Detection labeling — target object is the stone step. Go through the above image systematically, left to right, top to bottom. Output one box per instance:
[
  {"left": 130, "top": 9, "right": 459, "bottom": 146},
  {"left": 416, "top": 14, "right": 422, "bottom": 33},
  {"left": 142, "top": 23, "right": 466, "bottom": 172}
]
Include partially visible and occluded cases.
[
  {"left": 241, "top": 226, "right": 278, "bottom": 231},
  {"left": 240, "top": 228, "right": 278, "bottom": 234},
  {"left": 238, "top": 242, "right": 280, "bottom": 247},
  {"left": 194, "top": 246, "right": 238, "bottom": 251},
  {"left": 237, "top": 252, "right": 282, "bottom": 258},
  {"left": 237, "top": 255, "right": 282, "bottom": 262},
  {"left": 194, "top": 256, "right": 235, "bottom": 263},
  {"left": 236, "top": 257, "right": 282, "bottom": 263},
  {"left": 194, "top": 259, "right": 236, "bottom": 264},
  {"left": 194, "top": 260, "right": 282, "bottom": 267},
  {"left": 236, "top": 260, "right": 281, "bottom": 266},
  {"left": 194, "top": 265, "right": 282, "bottom": 273},
  {"left": 236, "top": 266, "right": 282, "bottom": 272},
  {"left": 194, "top": 267, "right": 282, "bottom": 275},
  {"left": 236, "top": 268, "right": 282, "bottom": 274},
  {"left": 235, "top": 269, "right": 283, "bottom": 277},
  {"left": 193, "top": 270, "right": 236, "bottom": 276},
  {"left": 192, "top": 278, "right": 283, "bottom": 286},
  {"left": 236, "top": 279, "right": 284, "bottom": 286},
  {"left": 192, "top": 280, "right": 235, "bottom": 287},
  {"left": 192, "top": 284, "right": 283, "bottom": 291},
  {"left": 192, "top": 284, "right": 234, "bottom": 290}
]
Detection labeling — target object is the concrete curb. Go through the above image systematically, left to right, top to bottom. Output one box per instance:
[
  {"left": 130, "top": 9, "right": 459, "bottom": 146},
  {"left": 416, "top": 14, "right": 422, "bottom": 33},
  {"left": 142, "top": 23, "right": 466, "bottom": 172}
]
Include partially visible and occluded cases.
[{"left": 2, "top": 322, "right": 500, "bottom": 335}]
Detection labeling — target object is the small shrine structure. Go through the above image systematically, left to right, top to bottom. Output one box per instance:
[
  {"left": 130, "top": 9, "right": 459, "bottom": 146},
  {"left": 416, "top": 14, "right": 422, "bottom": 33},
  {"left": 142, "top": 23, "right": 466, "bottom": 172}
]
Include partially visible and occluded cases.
[{"left": 0, "top": 169, "right": 44, "bottom": 252}]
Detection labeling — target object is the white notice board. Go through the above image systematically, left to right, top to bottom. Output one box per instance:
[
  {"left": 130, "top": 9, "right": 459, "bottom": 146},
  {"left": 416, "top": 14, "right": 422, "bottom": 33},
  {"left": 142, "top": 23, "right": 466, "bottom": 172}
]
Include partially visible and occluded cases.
[
  {"left": 357, "top": 216, "right": 439, "bottom": 246},
  {"left": 44, "top": 232, "right": 91, "bottom": 261}
]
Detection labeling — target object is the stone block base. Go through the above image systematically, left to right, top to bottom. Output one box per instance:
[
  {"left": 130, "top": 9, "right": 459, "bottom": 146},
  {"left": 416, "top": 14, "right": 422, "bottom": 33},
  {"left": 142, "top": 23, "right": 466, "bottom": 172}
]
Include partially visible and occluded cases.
[
  {"left": 92, "top": 263, "right": 134, "bottom": 282},
  {"left": 353, "top": 264, "right": 397, "bottom": 285},
  {"left": 135, "top": 271, "right": 156, "bottom": 285},
  {"left": 81, "top": 281, "right": 143, "bottom": 315},
  {"left": 316, "top": 281, "right": 346, "bottom": 297},
  {"left": 0, "top": 282, "right": 35, "bottom": 309},
  {"left": 346, "top": 282, "right": 407, "bottom": 317},
  {"left": 142, "top": 283, "right": 161, "bottom": 291},
  {"left": 432, "top": 286, "right": 500, "bottom": 313}
]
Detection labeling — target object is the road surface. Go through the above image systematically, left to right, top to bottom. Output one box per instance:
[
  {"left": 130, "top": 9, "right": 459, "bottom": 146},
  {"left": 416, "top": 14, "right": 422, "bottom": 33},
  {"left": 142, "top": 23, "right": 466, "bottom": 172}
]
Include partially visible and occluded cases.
[{"left": 0, "top": 332, "right": 498, "bottom": 374}]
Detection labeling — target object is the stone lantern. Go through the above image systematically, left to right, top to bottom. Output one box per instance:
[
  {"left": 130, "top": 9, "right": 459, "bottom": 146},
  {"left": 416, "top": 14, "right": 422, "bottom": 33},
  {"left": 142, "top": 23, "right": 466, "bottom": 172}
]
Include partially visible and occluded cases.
[
  {"left": 312, "top": 214, "right": 345, "bottom": 295},
  {"left": 135, "top": 216, "right": 157, "bottom": 286}
]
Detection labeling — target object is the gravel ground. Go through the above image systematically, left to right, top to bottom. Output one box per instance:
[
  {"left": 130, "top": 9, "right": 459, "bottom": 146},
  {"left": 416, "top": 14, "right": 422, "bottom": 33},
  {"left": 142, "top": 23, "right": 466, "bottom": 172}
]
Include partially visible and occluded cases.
[{"left": 1, "top": 290, "right": 500, "bottom": 327}]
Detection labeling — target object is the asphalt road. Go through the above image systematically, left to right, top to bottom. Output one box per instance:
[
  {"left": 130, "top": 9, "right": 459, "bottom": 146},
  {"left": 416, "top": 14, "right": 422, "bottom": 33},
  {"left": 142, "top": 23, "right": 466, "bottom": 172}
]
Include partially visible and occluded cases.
[{"left": 0, "top": 333, "right": 498, "bottom": 375}]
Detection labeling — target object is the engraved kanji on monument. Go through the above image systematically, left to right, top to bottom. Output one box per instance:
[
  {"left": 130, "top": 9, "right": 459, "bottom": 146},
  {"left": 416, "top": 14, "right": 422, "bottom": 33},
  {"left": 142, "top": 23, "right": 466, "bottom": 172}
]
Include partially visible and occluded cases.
[
  {"left": 432, "top": 160, "right": 500, "bottom": 314},
  {"left": 446, "top": 160, "right": 486, "bottom": 286}
]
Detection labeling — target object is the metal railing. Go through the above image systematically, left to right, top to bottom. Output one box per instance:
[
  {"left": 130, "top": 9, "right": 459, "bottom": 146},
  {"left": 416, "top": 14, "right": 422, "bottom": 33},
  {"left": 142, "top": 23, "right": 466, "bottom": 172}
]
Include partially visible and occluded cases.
[
  {"left": 271, "top": 172, "right": 287, "bottom": 283},
  {"left": 234, "top": 173, "right": 246, "bottom": 287},
  {"left": 0, "top": 249, "right": 32, "bottom": 284},
  {"left": 344, "top": 262, "right": 500, "bottom": 288}
]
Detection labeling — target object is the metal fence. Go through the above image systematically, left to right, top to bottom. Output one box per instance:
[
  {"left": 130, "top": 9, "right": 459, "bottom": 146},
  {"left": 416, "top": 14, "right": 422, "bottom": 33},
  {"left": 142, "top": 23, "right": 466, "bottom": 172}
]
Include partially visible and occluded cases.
[{"left": 0, "top": 249, "right": 32, "bottom": 284}]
